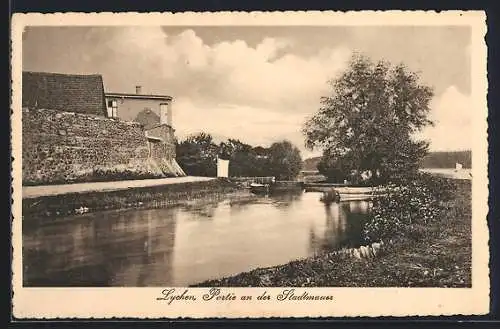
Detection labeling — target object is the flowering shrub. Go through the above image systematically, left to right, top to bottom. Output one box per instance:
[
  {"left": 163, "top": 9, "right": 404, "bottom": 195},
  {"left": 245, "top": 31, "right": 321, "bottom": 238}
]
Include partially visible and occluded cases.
[
  {"left": 413, "top": 172, "right": 457, "bottom": 202},
  {"left": 363, "top": 175, "right": 452, "bottom": 243}
]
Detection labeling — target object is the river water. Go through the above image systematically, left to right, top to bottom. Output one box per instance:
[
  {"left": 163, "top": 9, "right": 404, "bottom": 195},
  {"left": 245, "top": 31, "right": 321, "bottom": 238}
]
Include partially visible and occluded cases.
[{"left": 23, "top": 191, "right": 371, "bottom": 287}]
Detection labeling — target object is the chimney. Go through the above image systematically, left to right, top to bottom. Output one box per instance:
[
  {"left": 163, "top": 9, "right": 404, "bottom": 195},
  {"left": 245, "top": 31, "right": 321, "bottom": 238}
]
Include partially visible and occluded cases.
[
  {"left": 135, "top": 85, "right": 142, "bottom": 94},
  {"left": 167, "top": 101, "right": 173, "bottom": 126},
  {"left": 159, "top": 102, "right": 172, "bottom": 126}
]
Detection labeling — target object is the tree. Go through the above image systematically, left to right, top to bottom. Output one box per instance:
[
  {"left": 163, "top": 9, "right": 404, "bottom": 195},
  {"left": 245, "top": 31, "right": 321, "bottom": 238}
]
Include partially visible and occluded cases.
[
  {"left": 303, "top": 54, "right": 434, "bottom": 184},
  {"left": 134, "top": 108, "right": 160, "bottom": 130},
  {"left": 176, "top": 132, "right": 218, "bottom": 176},
  {"left": 176, "top": 133, "right": 302, "bottom": 179},
  {"left": 218, "top": 139, "right": 253, "bottom": 160},
  {"left": 219, "top": 139, "right": 261, "bottom": 176},
  {"left": 268, "top": 140, "right": 302, "bottom": 180},
  {"left": 252, "top": 146, "right": 268, "bottom": 157},
  {"left": 316, "top": 154, "right": 348, "bottom": 183}
]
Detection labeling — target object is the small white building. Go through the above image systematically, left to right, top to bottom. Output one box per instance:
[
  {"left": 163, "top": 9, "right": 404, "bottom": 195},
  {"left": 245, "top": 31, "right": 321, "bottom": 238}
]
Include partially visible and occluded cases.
[{"left": 217, "top": 158, "right": 230, "bottom": 178}]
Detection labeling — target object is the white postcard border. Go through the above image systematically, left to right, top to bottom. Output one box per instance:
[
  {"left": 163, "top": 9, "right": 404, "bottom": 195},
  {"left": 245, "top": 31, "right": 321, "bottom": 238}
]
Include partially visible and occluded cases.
[{"left": 11, "top": 11, "right": 489, "bottom": 319}]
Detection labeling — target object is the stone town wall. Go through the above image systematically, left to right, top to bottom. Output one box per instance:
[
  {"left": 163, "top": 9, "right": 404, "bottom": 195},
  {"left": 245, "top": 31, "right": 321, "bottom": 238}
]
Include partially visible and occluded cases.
[
  {"left": 22, "top": 108, "right": 177, "bottom": 185},
  {"left": 146, "top": 125, "right": 176, "bottom": 160}
]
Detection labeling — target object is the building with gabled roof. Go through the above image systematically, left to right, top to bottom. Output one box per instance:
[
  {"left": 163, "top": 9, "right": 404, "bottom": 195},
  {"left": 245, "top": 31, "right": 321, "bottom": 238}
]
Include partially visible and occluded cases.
[
  {"left": 21, "top": 71, "right": 186, "bottom": 184},
  {"left": 22, "top": 71, "right": 107, "bottom": 117}
]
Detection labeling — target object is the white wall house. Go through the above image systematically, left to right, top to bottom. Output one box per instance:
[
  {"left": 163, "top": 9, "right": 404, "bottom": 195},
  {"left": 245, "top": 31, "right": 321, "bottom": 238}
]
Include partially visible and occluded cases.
[{"left": 104, "top": 85, "right": 173, "bottom": 126}]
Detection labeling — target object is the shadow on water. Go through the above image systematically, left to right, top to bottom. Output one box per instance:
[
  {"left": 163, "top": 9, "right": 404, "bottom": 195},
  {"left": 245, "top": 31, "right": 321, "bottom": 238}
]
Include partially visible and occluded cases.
[{"left": 23, "top": 190, "right": 371, "bottom": 287}]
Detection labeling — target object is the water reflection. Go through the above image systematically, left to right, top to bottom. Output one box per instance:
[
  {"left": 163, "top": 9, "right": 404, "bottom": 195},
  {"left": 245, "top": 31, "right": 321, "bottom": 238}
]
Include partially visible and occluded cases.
[
  {"left": 269, "top": 190, "right": 303, "bottom": 210},
  {"left": 23, "top": 191, "right": 370, "bottom": 287},
  {"left": 182, "top": 201, "right": 219, "bottom": 219},
  {"left": 308, "top": 201, "right": 369, "bottom": 254},
  {"left": 24, "top": 208, "right": 178, "bottom": 286}
]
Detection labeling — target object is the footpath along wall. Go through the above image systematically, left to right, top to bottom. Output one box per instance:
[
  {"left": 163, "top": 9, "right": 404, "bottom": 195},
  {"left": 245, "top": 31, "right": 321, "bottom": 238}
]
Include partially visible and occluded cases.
[{"left": 22, "top": 108, "right": 174, "bottom": 185}]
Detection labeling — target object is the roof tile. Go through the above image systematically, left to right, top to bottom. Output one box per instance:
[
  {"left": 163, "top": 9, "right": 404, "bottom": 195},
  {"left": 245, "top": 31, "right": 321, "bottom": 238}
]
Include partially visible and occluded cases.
[{"left": 22, "top": 71, "right": 107, "bottom": 117}]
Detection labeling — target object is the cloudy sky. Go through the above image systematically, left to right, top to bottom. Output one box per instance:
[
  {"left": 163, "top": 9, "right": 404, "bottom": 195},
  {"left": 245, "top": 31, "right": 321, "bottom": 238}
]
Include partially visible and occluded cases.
[{"left": 22, "top": 26, "right": 472, "bottom": 158}]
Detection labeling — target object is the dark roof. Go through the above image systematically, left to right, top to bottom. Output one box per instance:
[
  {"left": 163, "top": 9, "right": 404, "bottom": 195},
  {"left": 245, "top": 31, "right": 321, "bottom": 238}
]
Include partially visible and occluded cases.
[
  {"left": 22, "top": 71, "right": 107, "bottom": 116},
  {"left": 105, "top": 92, "right": 172, "bottom": 101}
]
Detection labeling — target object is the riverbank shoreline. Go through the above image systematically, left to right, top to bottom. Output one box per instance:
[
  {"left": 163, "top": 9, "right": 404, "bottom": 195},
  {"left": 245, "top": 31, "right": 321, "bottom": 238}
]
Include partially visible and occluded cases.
[
  {"left": 22, "top": 176, "right": 216, "bottom": 199},
  {"left": 22, "top": 178, "right": 245, "bottom": 221},
  {"left": 192, "top": 179, "right": 471, "bottom": 288}
]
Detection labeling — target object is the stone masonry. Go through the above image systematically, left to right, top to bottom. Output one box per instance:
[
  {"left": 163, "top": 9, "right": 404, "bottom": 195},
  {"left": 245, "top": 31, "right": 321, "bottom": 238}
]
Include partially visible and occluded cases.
[{"left": 22, "top": 108, "right": 180, "bottom": 185}]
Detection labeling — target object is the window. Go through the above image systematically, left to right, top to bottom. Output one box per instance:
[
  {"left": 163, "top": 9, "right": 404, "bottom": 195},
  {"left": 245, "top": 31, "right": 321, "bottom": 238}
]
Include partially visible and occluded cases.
[{"left": 107, "top": 99, "right": 118, "bottom": 118}]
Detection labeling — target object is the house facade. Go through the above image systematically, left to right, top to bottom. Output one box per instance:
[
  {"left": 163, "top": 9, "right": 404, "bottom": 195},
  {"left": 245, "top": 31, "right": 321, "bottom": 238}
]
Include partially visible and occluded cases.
[
  {"left": 104, "top": 85, "right": 173, "bottom": 126},
  {"left": 104, "top": 86, "right": 178, "bottom": 171}
]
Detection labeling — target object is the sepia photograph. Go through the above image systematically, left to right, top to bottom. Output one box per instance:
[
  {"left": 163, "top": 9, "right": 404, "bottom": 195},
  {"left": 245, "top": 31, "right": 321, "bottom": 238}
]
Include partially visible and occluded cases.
[{"left": 11, "top": 11, "right": 489, "bottom": 318}]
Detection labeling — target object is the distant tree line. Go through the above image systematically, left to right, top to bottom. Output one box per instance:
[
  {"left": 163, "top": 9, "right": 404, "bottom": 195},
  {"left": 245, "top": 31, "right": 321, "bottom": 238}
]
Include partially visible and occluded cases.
[
  {"left": 176, "top": 133, "right": 302, "bottom": 180},
  {"left": 301, "top": 150, "right": 472, "bottom": 177},
  {"left": 420, "top": 151, "right": 471, "bottom": 169}
]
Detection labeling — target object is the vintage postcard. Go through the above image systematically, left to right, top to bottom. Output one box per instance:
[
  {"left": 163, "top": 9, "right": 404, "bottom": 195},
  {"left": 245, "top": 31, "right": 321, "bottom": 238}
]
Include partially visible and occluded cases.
[{"left": 11, "top": 11, "right": 489, "bottom": 318}]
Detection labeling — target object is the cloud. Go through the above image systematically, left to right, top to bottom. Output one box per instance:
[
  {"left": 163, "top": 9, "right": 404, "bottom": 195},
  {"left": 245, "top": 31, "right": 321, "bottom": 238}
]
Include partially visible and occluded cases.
[
  {"left": 25, "top": 27, "right": 472, "bottom": 155},
  {"left": 93, "top": 27, "right": 351, "bottom": 157},
  {"left": 103, "top": 27, "right": 351, "bottom": 112},
  {"left": 104, "top": 28, "right": 472, "bottom": 153},
  {"left": 419, "top": 86, "right": 472, "bottom": 151},
  {"left": 173, "top": 97, "right": 309, "bottom": 149}
]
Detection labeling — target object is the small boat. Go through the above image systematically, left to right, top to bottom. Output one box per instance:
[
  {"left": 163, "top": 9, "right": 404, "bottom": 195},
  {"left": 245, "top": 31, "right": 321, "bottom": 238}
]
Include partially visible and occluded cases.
[{"left": 250, "top": 183, "right": 270, "bottom": 195}]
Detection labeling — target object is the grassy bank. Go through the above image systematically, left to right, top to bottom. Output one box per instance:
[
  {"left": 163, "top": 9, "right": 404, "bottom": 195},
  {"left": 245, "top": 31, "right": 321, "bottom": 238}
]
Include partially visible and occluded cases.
[
  {"left": 22, "top": 179, "right": 242, "bottom": 221},
  {"left": 193, "top": 179, "right": 471, "bottom": 287}
]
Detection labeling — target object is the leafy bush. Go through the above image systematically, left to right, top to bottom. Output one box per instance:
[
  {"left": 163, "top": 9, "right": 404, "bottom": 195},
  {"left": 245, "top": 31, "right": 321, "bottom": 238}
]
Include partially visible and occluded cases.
[
  {"left": 92, "top": 159, "right": 164, "bottom": 181},
  {"left": 363, "top": 175, "right": 453, "bottom": 243}
]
